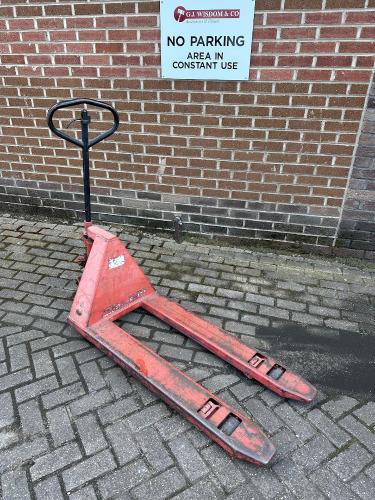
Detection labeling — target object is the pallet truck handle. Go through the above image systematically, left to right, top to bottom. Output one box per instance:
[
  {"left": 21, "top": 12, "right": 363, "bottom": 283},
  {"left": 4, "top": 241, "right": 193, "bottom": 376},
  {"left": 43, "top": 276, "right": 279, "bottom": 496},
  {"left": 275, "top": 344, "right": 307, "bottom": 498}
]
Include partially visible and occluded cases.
[
  {"left": 46, "top": 98, "right": 119, "bottom": 149},
  {"left": 47, "top": 98, "right": 119, "bottom": 224}
]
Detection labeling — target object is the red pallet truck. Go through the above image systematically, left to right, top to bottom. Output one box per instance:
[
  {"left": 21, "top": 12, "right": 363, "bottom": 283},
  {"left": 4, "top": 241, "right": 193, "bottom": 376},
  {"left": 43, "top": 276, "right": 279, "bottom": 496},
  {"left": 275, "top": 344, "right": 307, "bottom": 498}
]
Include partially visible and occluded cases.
[{"left": 47, "top": 99, "right": 317, "bottom": 466}]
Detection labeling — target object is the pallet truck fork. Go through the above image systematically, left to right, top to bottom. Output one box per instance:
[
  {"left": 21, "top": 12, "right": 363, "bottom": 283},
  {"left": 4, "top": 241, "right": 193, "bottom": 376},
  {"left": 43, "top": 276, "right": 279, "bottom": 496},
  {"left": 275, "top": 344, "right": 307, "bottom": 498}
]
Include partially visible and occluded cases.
[{"left": 47, "top": 99, "right": 317, "bottom": 466}]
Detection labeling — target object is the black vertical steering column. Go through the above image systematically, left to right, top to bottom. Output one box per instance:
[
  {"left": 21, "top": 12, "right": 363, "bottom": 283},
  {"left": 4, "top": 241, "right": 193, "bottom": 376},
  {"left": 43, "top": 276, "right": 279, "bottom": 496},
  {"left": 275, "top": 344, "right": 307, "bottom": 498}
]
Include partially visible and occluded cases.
[{"left": 80, "top": 108, "right": 92, "bottom": 223}]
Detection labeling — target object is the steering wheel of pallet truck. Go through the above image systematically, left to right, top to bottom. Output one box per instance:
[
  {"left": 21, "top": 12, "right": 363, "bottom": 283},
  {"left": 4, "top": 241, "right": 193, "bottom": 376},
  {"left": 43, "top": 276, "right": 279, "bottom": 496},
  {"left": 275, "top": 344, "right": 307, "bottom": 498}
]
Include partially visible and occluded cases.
[{"left": 47, "top": 98, "right": 119, "bottom": 149}]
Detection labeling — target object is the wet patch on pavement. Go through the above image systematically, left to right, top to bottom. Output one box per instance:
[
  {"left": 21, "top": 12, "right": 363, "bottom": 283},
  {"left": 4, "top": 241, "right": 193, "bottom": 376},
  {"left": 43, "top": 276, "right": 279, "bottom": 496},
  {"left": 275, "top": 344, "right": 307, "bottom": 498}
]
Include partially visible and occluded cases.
[{"left": 256, "top": 323, "right": 375, "bottom": 401}]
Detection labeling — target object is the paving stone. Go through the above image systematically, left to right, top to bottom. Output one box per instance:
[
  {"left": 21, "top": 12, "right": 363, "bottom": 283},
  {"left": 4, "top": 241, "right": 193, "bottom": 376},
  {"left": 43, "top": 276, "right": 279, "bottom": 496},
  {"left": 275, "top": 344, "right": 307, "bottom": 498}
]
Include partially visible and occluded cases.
[
  {"left": 39, "top": 277, "right": 69, "bottom": 288},
  {"left": 0, "top": 278, "right": 23, "bottom": 291},
  {"left": 18, "top": 283, "right": 48, "bottom": 295},
  {"left": 188, "top": 283, "right": 215, "bottom": 294},
  {"left": 0, "top": 289, "right": 26, "bottom": 301},
  {"left": 245, "top": 292, "right": 274, "bottom": 306},
  {"left": 277, "top": 298, "right": 307, "bottom": 312},
  {"left": 0, "top": 301, "right": 31, "bottom": 314},
  {"left": 309, "top": 304, "right": 341, "bottom": 317},
  {"left": 209, "top": 305, "right": 240, "bottom": 320},
  {"left": 291, "top": 311, "right": 323, "bottom": 326},
  {"left": 241, "top": 313, "right": 270, "bottom": 326},
  {"left": 324, "top": 316, "right": 360, "bottom": 330},
  {"left": 33, "top": 318, "right": 66, "bottom": 334},
  {"left": 226, "top": 321, "right": 257, "bottom": 336},
  {"left": 0, "top": 325, "right": 22, "bottom": 338},
  {"left": 7, "top": 329, "right": 44, "bottom": 346},
  {"left": 152, "top": 329, "right": 185, "bottom": 345},
  {"left": 30, "top": 335, "right": 66, "bottom": 352},
  {"left": 52, "top": 340, "right": 89, "bottom": 358},
  {"left": 9, "top": 344, "right": 30, "bottom": 371},
  {"left": 158, "top": 344, "right": 193, "bottom": 361},
  {"left": 74, "top": 347, "right": 103, "bottom": 364},
  {"left": 31, "top": 350, "right": 54, "bottom": 378},
  {"left": 194, "top": 351, "right": 226, "bottom": 367},
  {"left": 55, "top": 355, "right": 80, "bottom": 385},
  {"left": 98, "top": 355, "right": 117, "bottom": 371},
  {"left": 79, "top": 360, "right": 107, "bottom": 392},
  {"left": 0, "top": 361, "right": 8, "bottom": 375},
  {"left": 104, "top": 366, "right": 133, "bottom": 399},
  {"left": 0, "top": 368, "right": 33, "bottom": 391},
  {"left": 202, "top": 373, "right": 240, "bottom": 393},
  {"left": 15, "top": 375, "right": 59, "bottom": 403},
  {"left": 229, "top": 381, "right": 260, "bottom": 401},
  {"left": 42, "top": 382, "right": 86, "bottom": 410},
  {"left": 69, "top": 389, "right": 113, "bottom": 417},
  {"left": 258, "top": 389, "right": 283, "bottom": 407},
  {"left": 0, "top": 392, "right": 15, "bottom": 428},
  {"left": 97, "top": 396, "right": 140, "bottom": 425},
  {"left": 321, "top": 396, "right": 360, "bottom": 419},
  {"left": 245, "top": 399, "right": 283, "bottom": 434},
  {"left": 18, "top": 400, "right": 45, "bottom": 437},
  {"left": 353, "top": 401, "right": 375, "bottom": 426},
  {"left": 126, "top": 403, "right": 171, "bottom": 432},
  {"left": 274, "top": 403, "right": 316, "bottom": 441},
  {"left": 47, "top": 406, "right": 75, "bottom": 447},
  {"left": 307, "top": 408, "right": 351, "bottom": 447},
  {"left": 74, "top": 413, "right": 107, "bottom": 455},
  {"left": 155, "top": 413, "right": 193, "bottom": 440},
  {"left": 340, "top": 414, "right": 375, "bottom": 454},
  {"left": 105, "top": 421, "right": 139, "bottom": 465},
  {"left": 134, "top": 427, "right": 174, "bottom": 472},
  {"left": 268, "top": 428, "right": 300, "bottom": 457},
  {"left": 0, "top": 430, "right": 19, "bottom": 449},
  {"left": 169, "top": 434, "right": 209, "bottom": 481},
  {"left": 291, "top": 434, "right": 335, "bottom": 471},
  {"left": 0, "top": 437, "right": 49, "bottom": 474},
  {"left": 30, "top": 442, "right": 82, "bottom": 481},
  {"left": 327, "top": 442, "right": 372, "bottom": 482},
  {"left": 201, "top": 446, "right": 246, "bottom": 493},
  {"left": 62, "top": 449, "right": 116, "bottom": 492},
  {"left": 272, "top": 458, "right": 325, "bottom": 499},
  {"left": 98, "top": 459, "right": 151, "bottom": 499},
  {"left": 366, "top": 463, "right": 375, "bottom": 481},
  {"left": 242, "top": 466, "right": 287, "bottom": 499},
  {"left": 310, "top": 466, "right": 358, "bottom": 500},
  {"left": 1, "top": 467, "right": 32, "bottom": 500},
  {"left": 131, "top": 467, "right": 187, "bottom": 500},
  {"left": 350, "top": 473, "right": 375, "bottom": 499},
  {"left": 34, "top": 475, "right": 65, "bottom": 500},
  {"left": 172, "top": 479, "right": 225, "bottom": 500},
  {"left": 226, "top": 482, "right": 267, "bottom": 500},
  {"left": 68, "top": 485, "right": 98, "bottom": 500}
]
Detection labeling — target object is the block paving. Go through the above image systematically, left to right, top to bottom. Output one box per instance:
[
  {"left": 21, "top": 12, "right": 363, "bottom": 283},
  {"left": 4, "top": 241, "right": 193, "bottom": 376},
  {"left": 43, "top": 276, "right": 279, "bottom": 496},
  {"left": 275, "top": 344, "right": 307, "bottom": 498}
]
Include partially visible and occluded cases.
[{"left": 0, "top": 213, "right": 374, "bottom": 499}]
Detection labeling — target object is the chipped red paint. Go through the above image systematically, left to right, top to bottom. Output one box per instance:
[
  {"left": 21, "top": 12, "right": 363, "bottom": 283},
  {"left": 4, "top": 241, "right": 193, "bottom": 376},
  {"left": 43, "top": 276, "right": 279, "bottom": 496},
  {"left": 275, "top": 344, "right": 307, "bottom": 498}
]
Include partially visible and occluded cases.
[{"left": 68, "top": 225, "right": 317, "bottom": 465}]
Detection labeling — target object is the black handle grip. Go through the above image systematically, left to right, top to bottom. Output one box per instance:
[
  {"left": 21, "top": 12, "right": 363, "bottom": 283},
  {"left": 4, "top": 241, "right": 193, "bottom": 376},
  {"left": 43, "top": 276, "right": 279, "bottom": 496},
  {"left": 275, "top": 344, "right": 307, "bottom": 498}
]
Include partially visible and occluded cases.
[{"left": 47, "top": 98, "right": 119, "bottom": 149}]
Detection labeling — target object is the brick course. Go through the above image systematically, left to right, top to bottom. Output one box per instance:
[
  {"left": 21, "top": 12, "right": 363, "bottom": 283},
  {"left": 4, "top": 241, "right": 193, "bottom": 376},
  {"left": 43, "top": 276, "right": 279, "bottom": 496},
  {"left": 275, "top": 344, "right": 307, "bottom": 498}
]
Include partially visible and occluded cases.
[{"left": 0, "top": 1, "right": 374, "bottom": 258}]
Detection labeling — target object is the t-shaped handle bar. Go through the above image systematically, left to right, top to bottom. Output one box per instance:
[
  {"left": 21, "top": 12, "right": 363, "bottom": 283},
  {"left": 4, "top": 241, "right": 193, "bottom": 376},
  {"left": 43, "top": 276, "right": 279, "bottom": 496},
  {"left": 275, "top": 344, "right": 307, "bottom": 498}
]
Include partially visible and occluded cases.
[
  {"left": 46, "top": 98, "right": 119, "bottom": 224},
  {"left": 47, "top": 98, "right": 119, "bottom": 149}
]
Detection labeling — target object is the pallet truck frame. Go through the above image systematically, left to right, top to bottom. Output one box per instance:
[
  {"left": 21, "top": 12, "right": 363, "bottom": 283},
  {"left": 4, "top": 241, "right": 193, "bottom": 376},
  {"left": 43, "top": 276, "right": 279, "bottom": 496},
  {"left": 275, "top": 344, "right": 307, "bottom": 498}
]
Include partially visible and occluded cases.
[{"left": 47, "top": 98, "right": 317, "bottom": 466}]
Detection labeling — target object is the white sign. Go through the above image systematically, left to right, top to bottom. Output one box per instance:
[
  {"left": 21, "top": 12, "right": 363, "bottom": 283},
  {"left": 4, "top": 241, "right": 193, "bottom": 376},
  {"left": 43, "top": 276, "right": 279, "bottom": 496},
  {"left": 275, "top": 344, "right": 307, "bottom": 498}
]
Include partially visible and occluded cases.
[
  {"left": 160, "top": 0, "right": 255, "bottom": 81},
  {"left": 108, "top": 255, "right": 125, "bottom": 269}
]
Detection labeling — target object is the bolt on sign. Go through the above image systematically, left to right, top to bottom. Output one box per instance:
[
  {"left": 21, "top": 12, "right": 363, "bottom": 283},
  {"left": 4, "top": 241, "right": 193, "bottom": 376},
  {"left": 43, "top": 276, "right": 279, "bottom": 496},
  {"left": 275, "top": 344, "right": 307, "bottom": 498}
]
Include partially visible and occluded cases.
[{"left": 160, "top": 0, "right": 255, "bottom": 80}]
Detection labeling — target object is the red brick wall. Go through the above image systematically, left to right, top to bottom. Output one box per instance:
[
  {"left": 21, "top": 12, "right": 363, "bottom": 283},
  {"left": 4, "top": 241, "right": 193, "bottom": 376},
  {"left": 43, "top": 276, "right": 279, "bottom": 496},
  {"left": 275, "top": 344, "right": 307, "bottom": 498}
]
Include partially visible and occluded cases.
[{"left": 0, "top": 1, "right": 374, "bottom": 256}]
